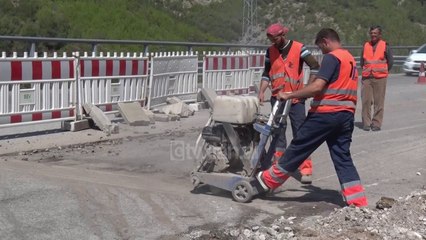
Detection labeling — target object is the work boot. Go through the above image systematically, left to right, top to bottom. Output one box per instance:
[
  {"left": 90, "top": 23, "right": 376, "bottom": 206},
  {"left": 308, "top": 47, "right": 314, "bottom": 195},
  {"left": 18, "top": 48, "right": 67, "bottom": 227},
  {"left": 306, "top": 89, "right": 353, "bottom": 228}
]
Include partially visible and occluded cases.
[
  {"left": 371, "top": 125, "right": 381, "bottom": 131},
  {"left": 299, "top": 159, "right": 313, "bottom": 184},
  {"left": 252, "top": 171, "right": 270, "bottom": 195},
  {"left": 300, "top": 174, "right": 313, "bottom": 184}
]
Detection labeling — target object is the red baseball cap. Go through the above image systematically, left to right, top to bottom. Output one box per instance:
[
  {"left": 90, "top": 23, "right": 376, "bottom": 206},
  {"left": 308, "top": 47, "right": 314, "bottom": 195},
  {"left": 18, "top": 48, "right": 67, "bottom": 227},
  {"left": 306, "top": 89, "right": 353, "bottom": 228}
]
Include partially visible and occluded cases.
[{"left": 266, "top": 23, "right": 289, "bottom": 37}]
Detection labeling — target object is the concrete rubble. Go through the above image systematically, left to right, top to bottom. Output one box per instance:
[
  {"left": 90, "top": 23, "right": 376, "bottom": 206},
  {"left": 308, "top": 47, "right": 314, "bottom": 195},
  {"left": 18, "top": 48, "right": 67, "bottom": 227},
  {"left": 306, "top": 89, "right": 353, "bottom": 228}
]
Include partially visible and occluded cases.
[
  {"left": 197, "top": 88, "right": 217, "bottom": 109},
  {"left": 159, "top": 96, "right": 195, "bottom": 118},
  {"left": 186, "top": 189, "right": 426, "bottom": 240}
]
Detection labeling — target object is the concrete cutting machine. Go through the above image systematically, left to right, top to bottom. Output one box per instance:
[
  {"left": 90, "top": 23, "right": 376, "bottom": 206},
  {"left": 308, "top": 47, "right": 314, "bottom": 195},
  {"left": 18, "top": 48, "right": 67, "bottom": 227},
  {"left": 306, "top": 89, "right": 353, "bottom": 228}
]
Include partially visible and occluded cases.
[{"left": 190, "top": 93, "right": 291, "bottom": 203}]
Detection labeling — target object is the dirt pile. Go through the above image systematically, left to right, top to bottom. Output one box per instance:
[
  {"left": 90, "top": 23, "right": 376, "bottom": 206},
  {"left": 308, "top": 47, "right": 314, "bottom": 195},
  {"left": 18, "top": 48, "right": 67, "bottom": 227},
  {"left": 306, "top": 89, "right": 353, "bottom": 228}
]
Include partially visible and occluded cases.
[{"left": 187, "top": 189, "right": 426, "bottom": 240}]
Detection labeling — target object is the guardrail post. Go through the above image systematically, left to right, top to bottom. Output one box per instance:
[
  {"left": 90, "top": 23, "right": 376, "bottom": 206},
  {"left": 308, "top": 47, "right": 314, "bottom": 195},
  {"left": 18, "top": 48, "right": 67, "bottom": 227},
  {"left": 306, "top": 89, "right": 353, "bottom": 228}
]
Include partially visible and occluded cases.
[
  {"left": 29, "top": 42, "right": 36, "bottom": 57},
  {"left": 91, "top": 43, "right": 98, "bottom": 53},
  {"left": 143, "top": 45, "right": 149, "bottom": 55},
  {"left": 73, "top": 52, "right": 83, "bottom": 121}
]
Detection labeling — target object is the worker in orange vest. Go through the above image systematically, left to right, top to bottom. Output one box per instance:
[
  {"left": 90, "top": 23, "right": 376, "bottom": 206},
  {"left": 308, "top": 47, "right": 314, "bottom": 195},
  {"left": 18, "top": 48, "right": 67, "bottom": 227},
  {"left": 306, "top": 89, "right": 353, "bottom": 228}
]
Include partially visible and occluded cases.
[
  {"left": 257, "top": 23, "right": 320, "bottom": 184},
  {"left": 361, "top": 25, "right": 393, "bottom": 131},
  {"left": 255, "top": 28, "right": 368, "bottom": 207}
]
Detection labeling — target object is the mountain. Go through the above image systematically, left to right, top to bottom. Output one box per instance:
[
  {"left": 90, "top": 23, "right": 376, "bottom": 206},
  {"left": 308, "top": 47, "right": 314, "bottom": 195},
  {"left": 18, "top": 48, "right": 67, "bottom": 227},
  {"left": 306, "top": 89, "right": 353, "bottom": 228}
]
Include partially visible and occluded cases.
[{"left": 256, "top": 0, "right": 426, "bottom": 46}]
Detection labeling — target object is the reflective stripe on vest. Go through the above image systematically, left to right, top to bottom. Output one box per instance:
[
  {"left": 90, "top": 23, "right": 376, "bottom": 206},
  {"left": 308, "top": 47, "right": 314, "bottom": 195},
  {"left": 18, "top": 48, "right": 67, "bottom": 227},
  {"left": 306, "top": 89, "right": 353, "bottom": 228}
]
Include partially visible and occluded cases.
[
  {"left": 364, "top": 60, "right": 387, "bottom": 64},
  {"left": 371, "top": 68, "right": 388, "bottom": 73},
  {"left": 271, "top": 73, "right": 285, "bottom": 80},
  {"left": 270, "top": 75, "right": 301, "bottom": 88},
  {"left": 286, "top": 76, "right": 300, "bottom": 85},
  {"left": 322, "top": 88, "right": 357, "bottom": 97},
  {"left": 311, "top": 100, "right": 356, "bottom": 108}
]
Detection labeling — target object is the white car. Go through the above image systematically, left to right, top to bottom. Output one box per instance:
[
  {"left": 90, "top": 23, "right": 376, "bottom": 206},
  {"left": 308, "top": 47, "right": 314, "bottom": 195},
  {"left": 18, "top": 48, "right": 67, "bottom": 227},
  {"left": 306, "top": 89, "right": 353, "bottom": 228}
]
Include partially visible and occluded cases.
[{"left": 403, "top": 44, "right": 426, "bottom": 75}]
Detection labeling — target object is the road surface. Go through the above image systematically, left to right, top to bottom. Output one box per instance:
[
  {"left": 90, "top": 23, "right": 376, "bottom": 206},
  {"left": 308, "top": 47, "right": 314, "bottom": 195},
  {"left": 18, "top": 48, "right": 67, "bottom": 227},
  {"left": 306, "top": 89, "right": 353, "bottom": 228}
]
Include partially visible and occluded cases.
[{"left": 0, "top": 74, "right": 425, "bottom": 239}]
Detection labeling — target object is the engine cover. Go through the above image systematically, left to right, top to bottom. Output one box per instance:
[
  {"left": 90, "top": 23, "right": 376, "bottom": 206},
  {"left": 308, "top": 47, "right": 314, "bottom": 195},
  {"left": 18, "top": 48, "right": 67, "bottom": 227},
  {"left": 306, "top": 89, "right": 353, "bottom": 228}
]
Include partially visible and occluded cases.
[{"left": 212, "top": 95, "right": 259, "bottom": 124}]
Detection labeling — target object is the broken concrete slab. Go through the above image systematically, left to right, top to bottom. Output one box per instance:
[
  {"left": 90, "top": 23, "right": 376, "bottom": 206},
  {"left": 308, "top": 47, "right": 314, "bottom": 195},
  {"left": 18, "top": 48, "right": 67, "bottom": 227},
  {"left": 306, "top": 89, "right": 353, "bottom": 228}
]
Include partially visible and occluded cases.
[
  {"left": 197, "top": 88, "right": 217, "bottom": 109},
  {"left": 166, "top": 96, "right": 183, "bottom": 104},
  {"left": 118, "top": 102, "right": 151, "bottom": 126},
  {"left": 160, "top": 102, "right": 194, "bottom": 118},
  {"left": 161, "top": 102, "right": 183, "bottom": 116},
  {"left": 83, "top": 103, "right": 119, "bottom": 136},
  {"left": 188, "top": 103, "right": 200, "bottom": 112},
  {"left": 141, "top": 108, "right": 155, "bottom": 124},
  {"left": 151, "top": 108, "right": 162, "bottom": 114},
  {"left": 154, "top": 114, "right": 169, "bottom": 122},
  {"left": 168, "top": 114, "right": 181, "bottom": 121},
  {"left": 61, "top": 119, "right": 90, "bottom": 132}
]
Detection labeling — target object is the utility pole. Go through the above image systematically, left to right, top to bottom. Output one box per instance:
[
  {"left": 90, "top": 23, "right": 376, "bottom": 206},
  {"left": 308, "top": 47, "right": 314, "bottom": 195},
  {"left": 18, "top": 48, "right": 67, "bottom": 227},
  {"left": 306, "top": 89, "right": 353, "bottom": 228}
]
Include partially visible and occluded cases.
[{"left": 242, "top": 0, "right": 257, "bottom": 42}]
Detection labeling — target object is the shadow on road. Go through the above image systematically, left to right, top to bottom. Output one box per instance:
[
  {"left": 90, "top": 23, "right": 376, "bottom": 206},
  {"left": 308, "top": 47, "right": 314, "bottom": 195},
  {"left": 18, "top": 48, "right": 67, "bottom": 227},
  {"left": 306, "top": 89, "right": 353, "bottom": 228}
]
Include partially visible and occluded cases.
[
  {"left": 354, "top": 121, "right": 365, "bottom": 130},
  {"left": 0, "top": 128, "right": 67, "bottom": 141},
  {"left": 190, "top": 181, "right": 346, "bottom": 207},
  {"left": 190, "top": 184, "right": 233, "bottom": 199},
  {"left": 261, "top": 185, "right": 346, "bottom": 207}
]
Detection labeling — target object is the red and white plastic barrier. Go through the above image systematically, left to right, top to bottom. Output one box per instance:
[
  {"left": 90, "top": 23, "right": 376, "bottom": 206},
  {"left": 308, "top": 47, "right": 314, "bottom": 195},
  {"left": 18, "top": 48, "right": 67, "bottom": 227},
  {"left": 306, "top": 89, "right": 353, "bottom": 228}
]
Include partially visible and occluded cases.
[
  {"left": 248, "top": 50, "right": 266, "bottom": 92},
  {"left": 148, "top": 51, "right": 198, "bottom": 108},
  {"left": 0, "top": 52, "right": 76, "bottom": 126},
  {"left": 78, "top": 52, "right": 149, "bottom": 113},
  {"left": 202, "top": 52, "right": 251, "bottom": 95}
]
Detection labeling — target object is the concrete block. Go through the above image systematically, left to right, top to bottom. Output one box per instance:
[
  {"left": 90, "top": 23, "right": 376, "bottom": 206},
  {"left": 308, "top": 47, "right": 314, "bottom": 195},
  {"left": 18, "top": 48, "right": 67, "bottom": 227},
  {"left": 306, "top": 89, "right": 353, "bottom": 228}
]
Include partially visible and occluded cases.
[
  {"left": 197, "top": 88, "right": 217, "bottom": 109},
  {"left": 166, "top": 96, "right": 182, "bottom": 104},
  {"left": 197, "top": 101, "right": 209, "bottom": 110},
  {"left": 117, "top": 102, "right": 151, "bottom": 126},
  {"left": 161, "top": 102, "right": 194, "bottom": 118},
  {"left": 161, "top": 102, "right": 182, "bottom": 115},
  {"left": 83, "top": 103, "right": 117, "bottom": 136},
  {"left": 188, "top": 103, "right": 200, "bottom": 112},
  {"left": 141, "top": 108, "right": 155, "bottom": 124},
  {"left": 154, "top": 114, "right": 169, "bottom": 122},
  {"left": 168, "top": 114, "right": 181, "bottom": 121},
  {"left": 61, "top": 119, "right": 90, "bottom": 132},
  {"left": 110, "top": 124, "right": 119, "bottom": 134}
]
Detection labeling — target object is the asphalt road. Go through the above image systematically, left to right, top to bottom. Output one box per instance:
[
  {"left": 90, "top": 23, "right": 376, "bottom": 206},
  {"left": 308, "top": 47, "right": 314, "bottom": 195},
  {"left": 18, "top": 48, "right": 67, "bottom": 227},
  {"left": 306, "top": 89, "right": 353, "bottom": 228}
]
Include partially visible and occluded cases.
[{"left": 0, "top": 74, "right": 425, "bottom": 240}]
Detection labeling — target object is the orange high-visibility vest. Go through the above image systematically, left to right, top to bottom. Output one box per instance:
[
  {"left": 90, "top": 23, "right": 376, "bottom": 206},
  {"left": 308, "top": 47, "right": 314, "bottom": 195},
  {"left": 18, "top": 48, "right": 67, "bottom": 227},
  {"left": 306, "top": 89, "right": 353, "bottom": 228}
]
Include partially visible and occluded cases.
[
  {"left": 362, "top": 40, "right": 389, "bottom": 79},
  {"left": 269, "top": 41, "right": 304, "bottom": 103},
  {"left": 310, "top": 49, "right": 358, "bottom": 113}
]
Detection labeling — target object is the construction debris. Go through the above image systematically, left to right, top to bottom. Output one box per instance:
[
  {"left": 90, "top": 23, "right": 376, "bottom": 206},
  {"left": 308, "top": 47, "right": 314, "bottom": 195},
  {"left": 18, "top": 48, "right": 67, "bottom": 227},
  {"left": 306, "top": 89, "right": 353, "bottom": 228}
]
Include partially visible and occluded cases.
[
  {"left": 117, "top": 102, "right": 151, "bottom": 126},
  {"left": 82, "top": 103, "right": 119, "bottom": 136},
  {"left": 186, "top": 190, "right": 426, "bottom": 240}
]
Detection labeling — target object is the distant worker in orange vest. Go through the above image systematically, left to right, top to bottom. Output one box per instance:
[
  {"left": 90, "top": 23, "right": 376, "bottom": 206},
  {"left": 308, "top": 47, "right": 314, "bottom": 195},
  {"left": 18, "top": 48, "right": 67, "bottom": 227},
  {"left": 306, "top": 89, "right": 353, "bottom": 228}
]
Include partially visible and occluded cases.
[
  {"left": 257, "top": 23, "right": 320, "bottom": 184},
  {"left": 361, "top": 25, "right": 393, "bottom": 131},
  {"left": 255, "top": 28, "right": 368, "bottom": 207}
]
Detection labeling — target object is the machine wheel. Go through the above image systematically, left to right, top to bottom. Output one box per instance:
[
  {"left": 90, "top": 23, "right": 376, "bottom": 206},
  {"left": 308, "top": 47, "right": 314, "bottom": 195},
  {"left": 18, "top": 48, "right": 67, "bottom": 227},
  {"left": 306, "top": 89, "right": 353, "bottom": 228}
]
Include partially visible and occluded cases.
[
  {"left": 191, "top": 174, "right": 201, "bottom": 188},
  {"left": 231, "top": 180, "right": 254, "bottom": 203}
]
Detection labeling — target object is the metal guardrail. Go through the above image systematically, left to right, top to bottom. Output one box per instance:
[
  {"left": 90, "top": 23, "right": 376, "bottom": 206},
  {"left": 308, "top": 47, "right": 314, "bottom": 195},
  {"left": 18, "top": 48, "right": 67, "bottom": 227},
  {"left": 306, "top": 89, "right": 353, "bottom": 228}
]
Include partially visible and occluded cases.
[
  {"left": 0, "top": 35, "right": 418, "bottom": 68},
  {"left": 0, "top": 35, "right": 267, "bottom": 55}
]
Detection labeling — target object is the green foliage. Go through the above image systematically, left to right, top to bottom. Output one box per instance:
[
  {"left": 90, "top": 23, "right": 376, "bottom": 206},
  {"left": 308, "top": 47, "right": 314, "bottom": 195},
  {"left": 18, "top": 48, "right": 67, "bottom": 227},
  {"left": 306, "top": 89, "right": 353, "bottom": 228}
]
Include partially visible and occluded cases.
[
  {"left": 0, "top": 0, "right": 424, "bottom": 53},
  {"left": 0, "top": 0, "right": 226, "bottom": 52},
  {"left": 264, "top": 0, "right": 426, "bottom": 46}
]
